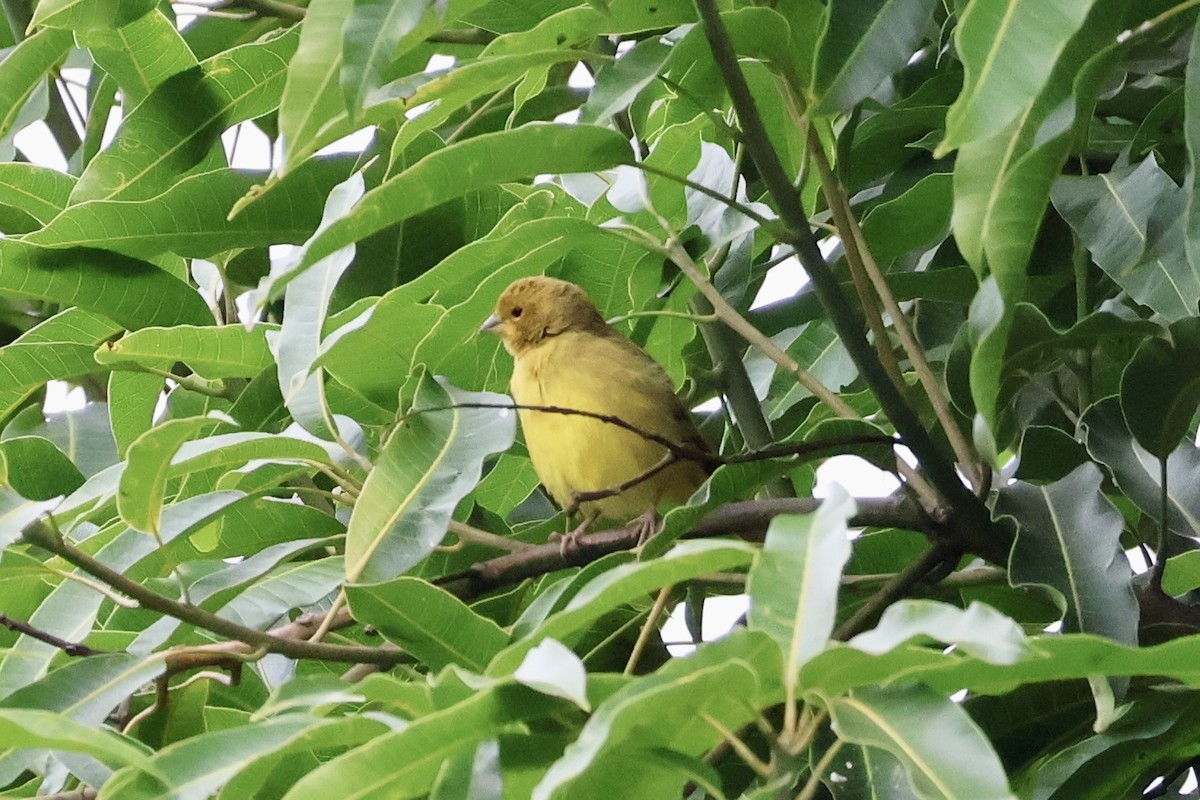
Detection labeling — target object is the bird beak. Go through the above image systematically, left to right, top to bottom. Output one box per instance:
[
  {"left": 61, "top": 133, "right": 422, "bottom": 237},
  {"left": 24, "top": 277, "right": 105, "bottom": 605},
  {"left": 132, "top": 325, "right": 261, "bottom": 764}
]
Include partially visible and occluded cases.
[{"left": 480, "top": 313, "right": 501, "bottom": 334}]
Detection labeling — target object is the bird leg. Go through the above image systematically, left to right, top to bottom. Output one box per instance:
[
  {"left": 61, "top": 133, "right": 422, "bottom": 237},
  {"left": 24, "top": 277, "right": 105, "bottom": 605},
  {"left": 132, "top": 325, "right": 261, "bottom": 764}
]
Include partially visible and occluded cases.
[{"left": 552, "top": 509, "right": 600, "bottom": 561}]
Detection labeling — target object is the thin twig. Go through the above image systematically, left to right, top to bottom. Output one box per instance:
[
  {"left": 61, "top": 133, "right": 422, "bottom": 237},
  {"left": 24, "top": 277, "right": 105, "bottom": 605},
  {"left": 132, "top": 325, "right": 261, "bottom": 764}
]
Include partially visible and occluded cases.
[
  {"left": 448, "top": 520, "right": 535, "bottom": 552},
  {"left": 832, "top": 543, "right": 957, "bottom": 641},
  {"left": 625, "top": 585, "right": 674, "bottom": 674},
  {"left": 0, "top": 613, "right": 99, "bottom": 657},
  {"left": 701, "top": 711, "right": 773, "bottom": 777},
  {"left": 796, "top": 739, "right": 844, "bottom": 800}
]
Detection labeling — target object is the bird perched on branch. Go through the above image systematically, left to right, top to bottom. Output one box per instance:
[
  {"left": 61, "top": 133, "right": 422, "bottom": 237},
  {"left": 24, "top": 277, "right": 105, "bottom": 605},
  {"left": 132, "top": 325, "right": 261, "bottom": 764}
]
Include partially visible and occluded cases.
[{"left": 482, "top": 276, "right": 712, "bottom": 547}]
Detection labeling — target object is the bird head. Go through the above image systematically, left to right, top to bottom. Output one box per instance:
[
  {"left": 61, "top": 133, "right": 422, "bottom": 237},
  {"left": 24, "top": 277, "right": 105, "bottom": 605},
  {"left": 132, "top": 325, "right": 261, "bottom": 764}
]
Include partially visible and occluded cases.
[{"left": 482, "top": 276, "right": 607, "bottom": 356}]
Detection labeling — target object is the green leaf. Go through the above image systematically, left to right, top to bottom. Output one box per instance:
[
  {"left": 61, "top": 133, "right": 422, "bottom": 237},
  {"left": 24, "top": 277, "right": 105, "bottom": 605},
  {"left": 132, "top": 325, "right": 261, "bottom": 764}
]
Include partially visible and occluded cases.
[
  {"left": 29, "top": 0, "right": 156, "bottom": 31},
  {"left": 277, "top": 0, "right": 351, "bottom": 171},
  {"left": 812, "top": 0, "right": 937, "bottom": 115},
  {"left": 938, "top": 0, "right": 1097, "bottom": 155},
  {"left": 953, "top": 4, "right": 1123, "bottom": 431},
  {"left": 77, "top": 9, "right": 197, "bottom": 105},
  {"left": 72, "top": 27, "right": 300, "bottom": 202},
  {"left": 0, "top": 28, "right": 72, "bottom": 143},
  {"left": 281, "top": 124, "right": 633, "bottom": 294},
  {"left": 1053, "top": 156, "right": 1200, "bottom": 322},
  {"left": 28, "top": 158, "right": 358, "bottom": 259},
  {"left": 0, "top": 163, "right": 74, "bottom": 225},
  {"left": 859, "top": 171, "right": 952, "bottom": 266},
  {"left": 271, "top": 172, "right": 364, "bottom": 436},
  {"left": 0, "top": 241, "right": 212, "bottom": 329},
  {"left": 0, "top": 307, "right": 121, "bottom": 420},
  {"left": 1120, "top": 317, "right": 1200, "bottom": 460},
  {"left": 97, "top": 324, "right": 276, "bottom": 380},
  {"left": 344, "top": 374, "right": 515, "bottom": 583},
  {"left": 1082, "top": 397, "right": 1200, "bottom": 545},
  {"left": 118, "top": 415, "right": 230, "bottom": 535},
  {"left": 0, "top": 436, "right": 84, "bottom": 500},
  {"left": 995, "top": 463, "right": 1138, "bottom": 644},
  {"left": 747, "top": 487, "right": 854, "bottom": 683},
  {"left": 490, "top": 540, "right": 756, "bottom": 675},
  {"left": 346, "top": 577, "right": 507, "bottom": 672},
  {"left": 849, "top": 600, "right": 1031, "bottom": 664},
  {"left": 532, "top": 631, "right": 780, "bottom": 800},
  {"left": 513, "top": 638, "right": 590, "bottom": 711},
  {"left": 829, "top": 684, "right": 1017, "bottom": 800},
  {"left": 282, "top": 685, "right": 562, "bottom": 800},
  {"left": 0, "top": 708, "right": 152, "bottom": 772},
  {"left": 99, "top": 715, "right": 331, "bottom": 799}
]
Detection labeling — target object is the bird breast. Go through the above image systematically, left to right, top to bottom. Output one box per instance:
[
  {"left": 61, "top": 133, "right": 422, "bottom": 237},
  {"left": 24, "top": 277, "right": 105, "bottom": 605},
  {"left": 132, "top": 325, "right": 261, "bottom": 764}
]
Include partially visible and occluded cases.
[{"left": 509, "top": 331, "right": 702, "bottom": 521}]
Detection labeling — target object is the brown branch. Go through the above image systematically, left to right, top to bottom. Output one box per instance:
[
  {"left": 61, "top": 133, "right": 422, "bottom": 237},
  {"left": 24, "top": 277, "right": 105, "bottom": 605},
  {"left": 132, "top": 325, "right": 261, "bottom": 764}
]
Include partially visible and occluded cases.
[
  {"left": 435, "top": 496, "right": 929, "bottom": 599},
  {"left": 21, "top": 518, "right": 405, "bottom": 667},
  {"left": 0, "top": 613, "right": 99, "bottom": 657}
]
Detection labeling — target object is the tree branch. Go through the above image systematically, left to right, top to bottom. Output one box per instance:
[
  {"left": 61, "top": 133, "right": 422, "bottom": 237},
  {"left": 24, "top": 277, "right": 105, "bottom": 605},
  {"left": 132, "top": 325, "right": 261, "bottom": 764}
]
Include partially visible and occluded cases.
[
  {"left": 692, "top": 0, "right": 999, "bottom": 557},
  {"left": 436, "top": 495, "right": 928, "bottom": 599},
  {"left": 22, "top": 517, "right": 405, "bottom": 667},
  {"left": 0, "top": 612, "right": 99, "bottom": 657}
]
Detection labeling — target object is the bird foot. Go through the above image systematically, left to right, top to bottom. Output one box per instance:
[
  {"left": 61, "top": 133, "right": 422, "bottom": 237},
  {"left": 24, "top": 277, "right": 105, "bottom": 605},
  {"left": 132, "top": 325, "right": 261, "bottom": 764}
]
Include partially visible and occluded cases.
[
  {"left": 632, "top": 507, "right": 662, "bottom": 547},
  {"left": 551, "top": 514, "right": 597, "bottom": 561}
]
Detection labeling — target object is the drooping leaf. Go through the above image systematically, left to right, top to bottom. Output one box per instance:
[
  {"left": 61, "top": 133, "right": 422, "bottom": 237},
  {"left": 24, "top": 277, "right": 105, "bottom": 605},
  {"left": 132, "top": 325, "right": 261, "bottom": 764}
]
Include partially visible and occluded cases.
[
  {"left": 344, "top": 374, "right": 515, "bottom": 583},
  {"left": 995, "top": 463, "right": 1138, "bottom": 644},
  {"left": 829, "top": 684, "right": 1017, "bottom": 800}
]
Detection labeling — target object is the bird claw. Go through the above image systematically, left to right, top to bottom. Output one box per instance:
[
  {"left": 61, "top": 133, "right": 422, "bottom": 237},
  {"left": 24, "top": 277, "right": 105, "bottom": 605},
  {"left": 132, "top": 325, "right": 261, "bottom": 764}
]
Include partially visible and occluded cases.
[
  {"left": 632, "top": 508, "right": 662, "bottom": 547},
  {"left": 552, "top": 514, "right": 597, "bottom": 561}
]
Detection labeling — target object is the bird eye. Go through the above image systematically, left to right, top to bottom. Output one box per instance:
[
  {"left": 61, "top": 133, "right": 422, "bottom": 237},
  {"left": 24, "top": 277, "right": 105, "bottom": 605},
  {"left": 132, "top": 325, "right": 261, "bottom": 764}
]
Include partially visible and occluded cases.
[{"left": 511, "top": 307, "right": 523, "bottom": 318}]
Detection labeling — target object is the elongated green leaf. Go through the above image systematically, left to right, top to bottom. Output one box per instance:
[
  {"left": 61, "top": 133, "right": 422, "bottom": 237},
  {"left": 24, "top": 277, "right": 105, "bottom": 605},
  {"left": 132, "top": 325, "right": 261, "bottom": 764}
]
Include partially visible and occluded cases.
[
  {"left": 30, "top": 0, "right": 156, "bottom": 31},
  {"left": 278, "top": 0, "right": 352, "bottom": 171},
  {"left": 340, "top": 0, "right": 431, "bottom": 118},
  {"left": 812, "top": 0, "right": 936, "bottom": 115},
  {"left": 938, "top": 0, "right": 1096, "bottom": 155},
  {"left": 954, "top": 4, "right": 1123, "bottom": 430},
  {"left": 77, "top": 9, "right": 197, "bottom": 104},
  {"left": 1183, "top": 13, "right": 1200, "bottom": 287},
  {"left": 72, "top": 26, "right": 300, "bottom": 203},
  {"left": 0, "top": 28, "right": 72, "bottom": 143},
  {"left": 386, "top": 50, "right": 589, "bottom": 153},
  {"left": 281, "top": 124, "right": 633, "bottom": 293},
  {"left": 1053, "top": 156, "right": 1200, "bottom": 322},
  {"left": 29, "top": 157, "right": 358, "bottom": 259},
  {"left": 0, "top": 163, "right": 74, "bottom": 224},
  {"left": 272, "top": 172, "right": 364, "bottom": 436},
  {"left": 0, "top": 241, "right": 211, "bottom": 329},
  {"left": 0, "top": 307, "right": 120, "bottom": 419},
  {"left": 1120, "top": 317, "right": 1200, "bottom": 460},
  {"left": 97, "top": 324, "right": 276, "bottom": 380},
  {"left": 345, "top": 375, "right": 514, "bottom": 583},
  {"left": 1082, "top": 397, "right": 1200, "bottom": 545},
  {"left": 118, "top": 415, "right": 229, "bottom": 534},
  {"left": 0, "top": 436, "right": 84, "bottom": 500},
  {"left": 994, "top": 463, "right": 1138, "bottom": 644},
  {"left": 747, "top": 487, "right": 854, "bottom": 684},
  {"left": 490, "top": 540, "right": 756, "bottom": 675},
  {"left": 217, "top": 557, "right": 344, "bottom": 630},
  {"left": 346, "top": 577, "right": 507, "bottom": 672},
  {"left": 849, "top": 600, "right": 1030, "bottom": 664},
  {"left": 532, "top": 631, "right": 780, "bottom": 800},
  {"left": 804, "top": 632, "right": 1200, "bottom": 701},
  {"left": 282, "top": 685, "right": 561, "bottom": 800},
  {"left": 829, "top": 685, "right": 1017, "bottom": 800},
  {"left": 0, "top": 709, "right": 152, "bottom": 772},
  {"left": 100, "top": 715, "right": 327, "bottom": 799}
]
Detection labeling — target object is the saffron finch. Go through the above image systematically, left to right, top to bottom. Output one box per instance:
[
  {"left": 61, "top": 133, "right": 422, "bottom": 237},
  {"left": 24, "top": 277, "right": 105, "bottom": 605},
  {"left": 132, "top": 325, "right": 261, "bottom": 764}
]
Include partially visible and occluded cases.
[{"left": 483, "top": 277, "right": 712, "bottom": 539}]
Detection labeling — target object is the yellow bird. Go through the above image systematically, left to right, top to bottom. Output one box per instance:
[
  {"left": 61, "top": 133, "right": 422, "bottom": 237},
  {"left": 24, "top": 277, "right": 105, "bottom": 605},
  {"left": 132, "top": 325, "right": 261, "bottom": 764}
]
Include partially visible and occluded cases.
[{"left": 482, "top": 276, "right": 712, "bottom": 543}]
